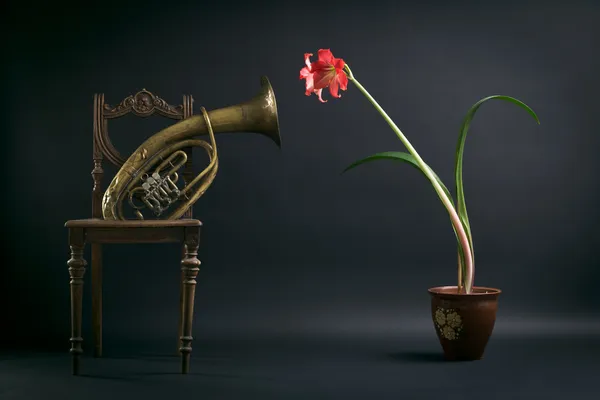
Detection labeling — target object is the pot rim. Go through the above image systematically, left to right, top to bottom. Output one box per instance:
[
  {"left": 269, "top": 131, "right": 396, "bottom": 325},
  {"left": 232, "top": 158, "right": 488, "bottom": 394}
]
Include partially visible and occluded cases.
[{"left": 428, "top": 286, "right": 502, "bottom": 296}]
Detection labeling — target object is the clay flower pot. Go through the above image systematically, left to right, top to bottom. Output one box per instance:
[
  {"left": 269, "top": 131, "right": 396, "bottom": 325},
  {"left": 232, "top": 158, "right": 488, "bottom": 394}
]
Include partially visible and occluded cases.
[{"left": 428, "top": 286, "right": 501, "bottom": 361}]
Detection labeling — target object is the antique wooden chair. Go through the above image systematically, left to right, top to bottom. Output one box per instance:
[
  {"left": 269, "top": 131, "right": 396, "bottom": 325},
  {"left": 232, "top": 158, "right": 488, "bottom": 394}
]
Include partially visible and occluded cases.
[{"left": 65, "top": 90, "right": 201, "bottom": 375}]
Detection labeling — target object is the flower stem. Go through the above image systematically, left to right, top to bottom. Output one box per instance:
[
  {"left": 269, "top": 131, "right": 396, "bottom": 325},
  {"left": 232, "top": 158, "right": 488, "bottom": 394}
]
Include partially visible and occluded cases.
[{"left": 347, "top": 71, "right": 474, "bottom": 293}]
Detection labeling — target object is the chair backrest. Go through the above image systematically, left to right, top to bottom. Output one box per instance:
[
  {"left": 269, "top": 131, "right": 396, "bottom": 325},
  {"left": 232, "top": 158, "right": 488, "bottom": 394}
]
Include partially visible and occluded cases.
[{"left": 91, "top": 89, "right": 195, "bottom": 220}]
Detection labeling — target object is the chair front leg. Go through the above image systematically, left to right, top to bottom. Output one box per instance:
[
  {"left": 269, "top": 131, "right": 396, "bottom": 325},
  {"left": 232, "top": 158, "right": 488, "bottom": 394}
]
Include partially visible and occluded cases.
[
  {"left": 179, "top": 226, "right": 201, "bottom": 374},
  {"left": 68, "top": 228, "right": 87, "bottom": 375},
  {"left": 178, "top": 245, "right": 185, "bottom": 355}
]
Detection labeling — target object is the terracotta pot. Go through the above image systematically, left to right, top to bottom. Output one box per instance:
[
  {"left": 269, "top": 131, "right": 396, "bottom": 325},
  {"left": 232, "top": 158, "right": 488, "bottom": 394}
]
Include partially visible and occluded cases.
[{"left": 428, "top": 286, "right": 501, "bottom": 361}]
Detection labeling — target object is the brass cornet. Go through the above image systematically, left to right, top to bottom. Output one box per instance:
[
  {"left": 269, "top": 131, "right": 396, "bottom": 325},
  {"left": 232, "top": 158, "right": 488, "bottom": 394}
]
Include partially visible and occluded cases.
[{"left": 102, "top": 76, "right": 281, "bottom": 220}]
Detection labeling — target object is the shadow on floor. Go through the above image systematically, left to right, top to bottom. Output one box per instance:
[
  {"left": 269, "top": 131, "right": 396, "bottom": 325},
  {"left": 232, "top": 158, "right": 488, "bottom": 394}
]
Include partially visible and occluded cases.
[
  {"left": 387, "top": 351, "right": 446, "bottom": 363},
  {"left": 78, "top": 370, "right": 273, "bottom": 382}
]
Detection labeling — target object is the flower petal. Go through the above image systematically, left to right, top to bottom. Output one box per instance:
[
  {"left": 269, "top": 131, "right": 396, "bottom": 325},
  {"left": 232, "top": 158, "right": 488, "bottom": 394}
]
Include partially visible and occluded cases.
[
  {"left": 317, "top": 49, "right": 335, "bottom": 64},
  {"left": 304, "top": 53, "right": 313, "bottom": 70},
  {"left": 333, "top": 58, "right": 345, "bottom": 70},
  {"left": 311, "top": 60, "right": 332, "bottom": 71},
  {"left": 299, "top": 66, "right": 311, "bottom": 79},
  {"left": 313, "top": 68, "right": 336, "bottom": 89},
  {"left": 337, "top": 71, "right": 348, "bottom": 91},
  {"left": 303, "top": 73, "right": 315, "bottom": 95},
  {"left": 329, "top": 77, "right": 340, "bottom": 98},
  {"left": 315, "top": 88, "right": 327, "bottom": 103}
]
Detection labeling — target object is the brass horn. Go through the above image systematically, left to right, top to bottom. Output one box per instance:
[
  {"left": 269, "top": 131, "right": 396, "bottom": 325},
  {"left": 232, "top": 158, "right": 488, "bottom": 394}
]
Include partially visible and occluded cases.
[{"left": 102, "top": 76, "right": 281, "bottom": 220}]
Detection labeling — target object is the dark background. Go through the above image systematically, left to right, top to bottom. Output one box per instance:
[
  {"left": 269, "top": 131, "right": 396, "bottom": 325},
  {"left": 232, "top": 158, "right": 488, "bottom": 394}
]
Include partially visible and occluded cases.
[{"left": 2, "top": 0, "right": 599, "bottom": 368}]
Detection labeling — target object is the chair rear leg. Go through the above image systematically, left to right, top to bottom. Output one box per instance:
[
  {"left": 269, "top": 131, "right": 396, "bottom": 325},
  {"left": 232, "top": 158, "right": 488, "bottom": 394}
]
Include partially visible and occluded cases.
[{"left": 91, "top": 243, "right": 103, "bottom": 358}]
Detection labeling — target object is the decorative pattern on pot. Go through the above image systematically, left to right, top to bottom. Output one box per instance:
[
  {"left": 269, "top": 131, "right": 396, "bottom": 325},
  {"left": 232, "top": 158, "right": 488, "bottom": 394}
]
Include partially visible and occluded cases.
[{"left": 434, "top": 307, "right": 463, "bottom": 340}]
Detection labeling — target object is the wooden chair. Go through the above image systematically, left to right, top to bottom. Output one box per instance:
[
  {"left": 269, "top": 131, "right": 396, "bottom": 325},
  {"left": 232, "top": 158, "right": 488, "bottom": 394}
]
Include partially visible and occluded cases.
[{"left": 65, "top": 89, "right": 202, "bottom": 375}]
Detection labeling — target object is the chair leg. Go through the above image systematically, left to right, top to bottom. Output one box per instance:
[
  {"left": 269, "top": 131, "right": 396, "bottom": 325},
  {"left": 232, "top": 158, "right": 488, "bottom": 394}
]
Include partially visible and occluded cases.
[
  {"left": 180, "top": 226, "right": 201, "bottom": 374},
  {"left": 68, "top": 228, "right": 87, "bottom": 375},
  {"left": 91, "top": 243, "right": 103, "bottom": 358},
  {"left": 177, "top": 245, "right": 185, "bottom": 354}
]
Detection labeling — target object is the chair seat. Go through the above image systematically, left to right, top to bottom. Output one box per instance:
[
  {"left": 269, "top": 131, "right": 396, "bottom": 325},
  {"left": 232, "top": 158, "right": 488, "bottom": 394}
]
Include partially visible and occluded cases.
[{"left": 65, "top": 218, "right": 202, "bottom": 229}]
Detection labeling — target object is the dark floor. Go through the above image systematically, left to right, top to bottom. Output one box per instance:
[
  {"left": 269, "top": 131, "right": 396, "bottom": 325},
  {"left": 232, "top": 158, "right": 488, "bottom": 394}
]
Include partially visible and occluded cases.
[{"left": 1, "top": 334, "right": 598, "bottom": 400}]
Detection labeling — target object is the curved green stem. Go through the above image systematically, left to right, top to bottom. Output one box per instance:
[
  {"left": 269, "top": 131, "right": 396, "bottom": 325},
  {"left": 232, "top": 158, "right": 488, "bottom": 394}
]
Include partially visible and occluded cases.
[{"left": 345, "top": 66, "right": 474, "bottom": 293}]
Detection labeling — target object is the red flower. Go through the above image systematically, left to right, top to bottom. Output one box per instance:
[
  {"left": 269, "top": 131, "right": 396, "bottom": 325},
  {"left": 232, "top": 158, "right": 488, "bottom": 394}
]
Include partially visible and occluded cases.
[{"left": 300, "top": 49, "right": 348, "bottom": 103}]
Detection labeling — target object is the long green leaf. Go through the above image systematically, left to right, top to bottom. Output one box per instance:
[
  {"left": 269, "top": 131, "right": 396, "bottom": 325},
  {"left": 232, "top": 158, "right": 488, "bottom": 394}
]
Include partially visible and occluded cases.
[
  {"left": 454, "top": 95, "right": 540, "bottom": 284},
  {"left": 342, "top": 151, "right": 467, "bottom": 276},
  {"left": 343, "top": 151, "right": 453, "bottom": 201}
]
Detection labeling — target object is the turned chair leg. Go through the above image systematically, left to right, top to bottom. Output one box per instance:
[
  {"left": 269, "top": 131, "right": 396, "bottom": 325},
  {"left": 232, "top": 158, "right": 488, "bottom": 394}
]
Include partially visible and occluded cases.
[
  {"left": 179, "top": 226, "right": 201, "bottom": 374},
  {"left": 68, "top": 228, "right": 87, "bottom": 375},
  {"left": 92, "top": 243, "right": 103, "bottom": 358},
  {"left": 177, "top": 246, "right": 185, "bottom": 354}
]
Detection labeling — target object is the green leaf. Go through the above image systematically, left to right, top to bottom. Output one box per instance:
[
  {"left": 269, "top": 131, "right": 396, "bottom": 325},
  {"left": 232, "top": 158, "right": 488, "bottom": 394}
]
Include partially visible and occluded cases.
[
  {"left": 454, "top": 95, "right": 540, "bottom": 284},
  {"left": 342, "top": 151, "right": 468, "bottom": 276},
  {"left": 342, "top": 151, "right": 454, "bottom": 200}
]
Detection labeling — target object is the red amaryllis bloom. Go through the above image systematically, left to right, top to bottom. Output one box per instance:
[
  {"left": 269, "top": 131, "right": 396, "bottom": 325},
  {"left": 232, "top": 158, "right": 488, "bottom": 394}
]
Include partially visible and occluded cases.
[{"left": 299, "top": 49, "right": 348, "bottom": 103}]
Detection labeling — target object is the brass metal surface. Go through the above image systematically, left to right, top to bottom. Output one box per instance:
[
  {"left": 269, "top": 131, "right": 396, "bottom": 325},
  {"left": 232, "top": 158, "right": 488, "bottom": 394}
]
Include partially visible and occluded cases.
[{"left": 102, "top": 76, "right": 281, "bottom": 220}]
